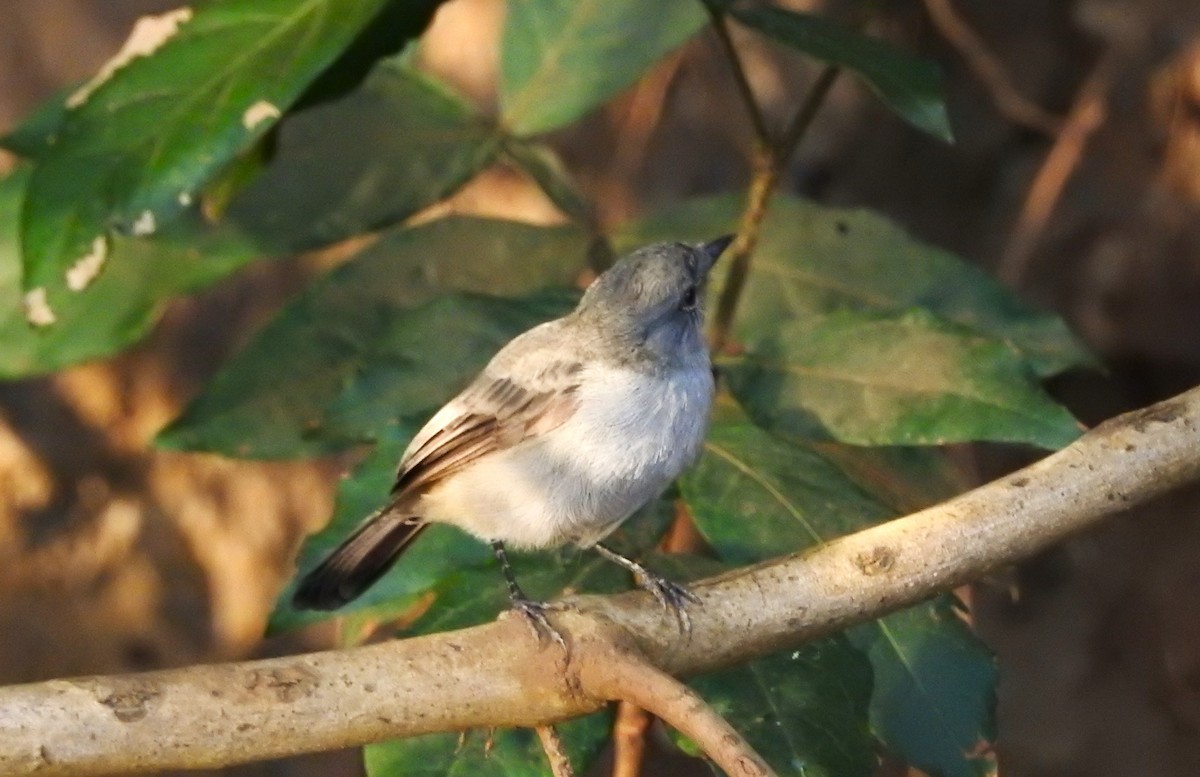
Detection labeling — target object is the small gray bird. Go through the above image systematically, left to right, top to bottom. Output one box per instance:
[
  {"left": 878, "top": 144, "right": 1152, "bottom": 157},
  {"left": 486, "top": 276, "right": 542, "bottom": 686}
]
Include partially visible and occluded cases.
[{"left": 293, "top": 236, "right": 733, "bottom": 640}]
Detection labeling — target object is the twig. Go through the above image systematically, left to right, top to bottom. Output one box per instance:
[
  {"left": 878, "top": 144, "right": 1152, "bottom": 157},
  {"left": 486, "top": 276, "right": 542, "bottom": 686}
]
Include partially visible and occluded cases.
[
  {"left": 922, "top": 0, "right": 1063, "bottom": 135},
  {"left": 708, "top": 8, "right": 771, "bottom": 145},
  {"left": 998, "top": 54, "right": 1116, "bottom": 286},
  {"left": 709, "top": 64, "right": 842, "bottom": 352},
  {"left": 778, "top": 65, "right": 841, "bottom": 159},
  {"left": 2, "top": 386, "right": 1199, "bottom": 775},
  {"left": 582, "top": 642, "right": 776, "bottom": 777},
  {"left": 612, "top": 702, "right": 652, "bottom": 777},
  {"left": 535, "top": 725, "right": 575, "bottom": 777}
]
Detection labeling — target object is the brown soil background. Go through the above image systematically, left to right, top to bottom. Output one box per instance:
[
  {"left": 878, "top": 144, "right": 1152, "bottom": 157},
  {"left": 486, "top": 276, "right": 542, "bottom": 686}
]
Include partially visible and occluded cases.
[{"left": 4, "top": 1, "right": 1200, "bottom": 776}]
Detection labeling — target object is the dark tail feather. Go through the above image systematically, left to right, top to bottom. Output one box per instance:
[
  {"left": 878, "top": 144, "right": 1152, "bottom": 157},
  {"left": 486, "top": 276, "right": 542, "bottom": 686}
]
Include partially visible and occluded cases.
[{"left": 292, "top": 507, "right": 427, "bottom": 611}]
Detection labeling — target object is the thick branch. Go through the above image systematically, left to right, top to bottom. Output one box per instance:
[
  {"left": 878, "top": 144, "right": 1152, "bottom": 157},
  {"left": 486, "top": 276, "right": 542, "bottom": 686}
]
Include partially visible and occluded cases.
[{"left": 2, "top": 387, "right": 1199, "bottom": 775}]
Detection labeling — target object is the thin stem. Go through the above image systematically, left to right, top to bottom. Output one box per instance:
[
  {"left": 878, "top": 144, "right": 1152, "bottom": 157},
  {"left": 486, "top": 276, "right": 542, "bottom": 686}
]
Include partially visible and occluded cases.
[
  {"left": 708, "top": 8, "right": 771, "bottom": 143},
  {"left": 778, "top": 65, "right": 841, "bottom": 161},
  {"left": 709, "top": 66, "right": 841, "bottom": 352},
  {"left": 612, "top": 702, "right": 652, "bottom": 777},
  {"left": 535, "top": 725, "right": 575, "bottom": 777}
]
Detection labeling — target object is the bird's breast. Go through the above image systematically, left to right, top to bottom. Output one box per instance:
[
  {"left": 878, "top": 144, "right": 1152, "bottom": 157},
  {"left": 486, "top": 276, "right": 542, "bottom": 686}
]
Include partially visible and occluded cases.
[{"left": 560, "top": 363, "right": 715, "bottom": 484}]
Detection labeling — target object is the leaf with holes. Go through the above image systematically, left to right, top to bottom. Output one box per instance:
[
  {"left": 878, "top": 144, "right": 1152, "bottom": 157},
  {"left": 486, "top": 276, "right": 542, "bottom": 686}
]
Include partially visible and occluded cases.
[
  {"left": 19, "top": 0, "right": 410, "bottom": 319},
  {"left": 0, "top": 165, "right": 259, "bottom": 378}
]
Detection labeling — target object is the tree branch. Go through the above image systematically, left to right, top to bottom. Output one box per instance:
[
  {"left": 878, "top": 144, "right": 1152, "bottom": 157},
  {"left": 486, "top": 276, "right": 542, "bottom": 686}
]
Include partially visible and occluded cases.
[
  {"left": 2, "top": 386, "right": 1199, "bottom": 775},
  {"left": 580, "top": 635, "right": 775, "bottom": 777},
  {"left": 535, "top": 725, "right": 575, "bottom": 777}
]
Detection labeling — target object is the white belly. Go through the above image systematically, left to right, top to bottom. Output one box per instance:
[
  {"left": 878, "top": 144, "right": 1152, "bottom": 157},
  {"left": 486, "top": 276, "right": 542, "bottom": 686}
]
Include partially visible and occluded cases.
[{"left": 420, "top": 364, "right": 714, "bottom": 548}]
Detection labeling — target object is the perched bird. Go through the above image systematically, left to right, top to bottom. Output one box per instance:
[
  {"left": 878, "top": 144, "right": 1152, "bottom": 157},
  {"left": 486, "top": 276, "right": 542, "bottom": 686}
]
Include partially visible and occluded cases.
[{"left": 292, "top": 235, "right": 733, "bottom": 641}]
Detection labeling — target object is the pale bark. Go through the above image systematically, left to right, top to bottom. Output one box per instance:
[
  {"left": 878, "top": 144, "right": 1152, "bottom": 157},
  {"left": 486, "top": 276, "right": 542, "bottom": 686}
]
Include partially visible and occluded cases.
[{"left": 1, "top": 387, "right": 1197, "bottom": 776}]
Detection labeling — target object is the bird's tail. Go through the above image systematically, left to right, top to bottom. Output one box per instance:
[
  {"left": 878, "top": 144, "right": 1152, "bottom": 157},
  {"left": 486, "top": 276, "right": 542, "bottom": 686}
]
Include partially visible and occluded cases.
[{"left": 291, "top": 505, "right": 427, "bottom": 611}]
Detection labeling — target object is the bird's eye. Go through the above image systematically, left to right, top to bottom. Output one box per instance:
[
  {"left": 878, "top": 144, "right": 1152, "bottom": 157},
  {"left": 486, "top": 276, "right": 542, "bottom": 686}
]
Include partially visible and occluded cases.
[{"left": 680, "top": 286, "right": 697, "bottom": 311}]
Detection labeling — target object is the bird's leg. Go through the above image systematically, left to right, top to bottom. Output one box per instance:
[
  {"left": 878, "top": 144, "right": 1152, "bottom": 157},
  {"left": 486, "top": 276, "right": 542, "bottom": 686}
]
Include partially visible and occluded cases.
[
  {"left": 491, "top": 540, "right": 566, "bottom": 649},
  {"left": 593, "top": 543, "right": 700, "bottom": 634}
]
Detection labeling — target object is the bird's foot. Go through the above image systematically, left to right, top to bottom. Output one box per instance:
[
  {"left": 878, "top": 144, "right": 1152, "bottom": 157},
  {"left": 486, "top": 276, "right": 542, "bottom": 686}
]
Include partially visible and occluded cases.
[
  {"left": 634, "top": 569, "right": 700, "bottom": 636},
  {"left": 507, "top": 597, "right": 567, "bottom": 650}
]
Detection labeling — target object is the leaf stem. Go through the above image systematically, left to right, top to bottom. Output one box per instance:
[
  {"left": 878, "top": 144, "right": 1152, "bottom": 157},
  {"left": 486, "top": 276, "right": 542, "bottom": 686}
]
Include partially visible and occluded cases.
[
  {"left": 707, "top": 9, "right": 771, "bottom": 143},
  {"left": 708, "top": 51, "right": 842, "bottom": 351}
]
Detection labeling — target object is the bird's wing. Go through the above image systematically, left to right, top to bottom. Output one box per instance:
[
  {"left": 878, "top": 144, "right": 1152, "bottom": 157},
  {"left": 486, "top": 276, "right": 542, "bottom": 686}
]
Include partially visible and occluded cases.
[{"left": 390, "top": 321, "right": 585, "bottom": 501}]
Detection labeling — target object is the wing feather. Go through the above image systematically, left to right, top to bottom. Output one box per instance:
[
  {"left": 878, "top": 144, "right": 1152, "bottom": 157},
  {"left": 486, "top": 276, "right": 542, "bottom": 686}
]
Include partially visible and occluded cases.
[{"left": 390, "top": 322, "right": 585, "bottom": 502}]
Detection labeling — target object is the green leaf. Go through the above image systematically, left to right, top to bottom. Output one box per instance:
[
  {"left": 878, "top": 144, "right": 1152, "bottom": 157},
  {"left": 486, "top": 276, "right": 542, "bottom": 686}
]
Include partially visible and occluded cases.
[
  {"left": 20, "top": 0, "right": 402, "bottom": 314},
  {"left": 499, "top": 0, "right": 706, "bottom": 136},
  {"left": 729, "top": 6, "right": 953, "bottom": 142},
  {"left": 228, "top": 61, "right": 500, "bottom": 251},
  {"left": 0, "top": 86, "right": 72, "bottom": 159},
  {"left": 501, "top": 139, "right": 593, "bottom": 226},
  {"left": 0, "top": 165, "right": 259, "bottom": 378},
  {"left": 616, "top": 194, "right": 1093, "bottom": 378},
  {"left": 158, "top": 218, "right": 588, "bottom": 457},
  {"left": 724, "top": 309, "right": 1083, "bottom": 448},
  {"left": 682, "top": 413, "right": 895, "bottom": 565},
  {"left": 681, "top": 416, "right": 996, "bottom": 777},
  {"left": 850, "top": 599, "right": 997, "bottom": 777},
  {"left": 684, "top": 638, "right": 876, "bottom": 777},
  {"left": 366, "top": 712, "right": 612, "bottom": 777}
]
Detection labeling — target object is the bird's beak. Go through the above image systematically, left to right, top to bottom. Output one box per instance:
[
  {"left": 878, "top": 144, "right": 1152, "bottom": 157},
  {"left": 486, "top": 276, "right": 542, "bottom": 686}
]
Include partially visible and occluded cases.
[{"left": 700, "top": 234, "right": 735, "bottom": 273}]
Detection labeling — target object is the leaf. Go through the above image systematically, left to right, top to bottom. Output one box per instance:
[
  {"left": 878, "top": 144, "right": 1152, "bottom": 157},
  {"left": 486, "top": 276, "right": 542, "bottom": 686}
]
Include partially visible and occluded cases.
[
  {"left": 20, "top": 0, "right": 403, "bottom": 315},
  {"left": 291, "top": 0, "right": 445, "bottom": 111},
  {"left": 499, "top": 0, "right": 706, "bottom": 136},
  {"left": 729, "top": 6, "right": 953, "bottom": 142},
  {"left": 227, "top": 61, "right": 500, "bottom": 251},
  {"left": 0, "top": 86, "right": 72, "bottom": 159},
  {"left": 501, "top": 139, "right": 593, "bottom": 226},
  {"left": 0, "top": 165, "right": 259, "bottom": 378},
  {"left": 615, "top": 194, "right": 1093, "bottom": 378},
  {"left": 158, "top": 218, "right": 588, "bottom": 457},
  {"left": 723, "top": 309, "right": 1083, "bottom": 449},
  {"left": 682, "top": 412, "right": 895, "bottom": 565},
  {"left": 681, "top": 415, "right": 996, "bottom": 777},
  {"left": 849, "top": 599, "right": 997, "bottom": 777},
  {"left": 683, "top": 638, "right": 876, "bottom": 777},
  {"left": 365, "top": 712, "right": 612, "bottom": 777}
]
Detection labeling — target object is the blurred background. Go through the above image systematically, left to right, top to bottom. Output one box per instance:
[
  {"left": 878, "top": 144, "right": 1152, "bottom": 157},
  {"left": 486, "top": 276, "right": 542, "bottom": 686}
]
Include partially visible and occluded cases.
[{"left": 3, "top": 1, "right": 1200, "bottom": 775}]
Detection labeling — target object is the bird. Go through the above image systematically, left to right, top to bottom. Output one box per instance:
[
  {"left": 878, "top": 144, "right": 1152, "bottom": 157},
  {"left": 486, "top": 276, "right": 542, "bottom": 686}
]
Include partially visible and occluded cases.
[{"left": 292, "top": 235, "right": 734, "bottom": 642}]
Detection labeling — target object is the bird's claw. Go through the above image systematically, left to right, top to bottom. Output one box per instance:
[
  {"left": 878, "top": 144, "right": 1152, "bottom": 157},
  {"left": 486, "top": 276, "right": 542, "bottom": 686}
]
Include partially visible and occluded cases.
[
  {"left": 635, "top": 570, "right": 700, "bottom": 636},
  {"left": 508, "top": 598, "right": 567, "bottom": 650}
]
